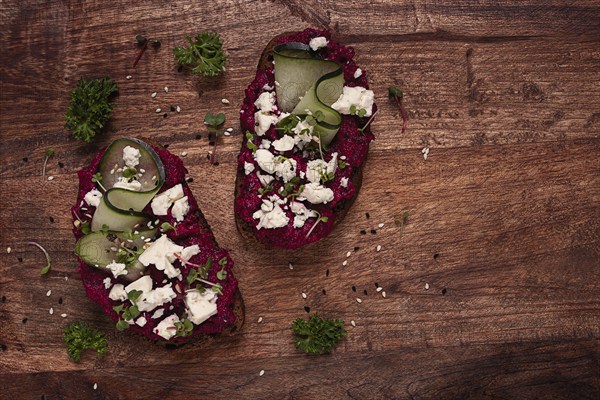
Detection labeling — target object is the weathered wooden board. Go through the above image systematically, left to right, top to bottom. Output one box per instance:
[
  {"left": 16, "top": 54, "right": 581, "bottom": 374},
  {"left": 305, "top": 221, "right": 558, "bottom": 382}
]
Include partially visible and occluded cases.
[{"left": 1, "top": 0, "right": 599, "bottom": 398}]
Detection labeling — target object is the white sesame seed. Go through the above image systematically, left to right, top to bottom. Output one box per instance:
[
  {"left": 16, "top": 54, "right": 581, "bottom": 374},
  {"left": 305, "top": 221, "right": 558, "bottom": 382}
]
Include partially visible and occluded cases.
[
  {"left": 126, "top": 75, "right": 132, "bottom": 80},
  {"left": 164, "top": 86, "right": 169, "bottom": 93},
  {"left": 151, "top": 92, "right": 157, "bottom": 98},
  {"left": 221, "top": 98, "right": 230, "bottom": 104},
  {"left": 176, "top": 105, "right": 181, "bottom": 113},
  {"left": 155, "top": 108, "right": 161, "bottom": 113},
  {"left": 226, "top": 127, "right": 234, "bottom": 132},
  {"left": 224, "top": 131, "right": 231, "bottom": 136},
  {"left": 181, "top": 151, "right": 188, "bottom": 157},
  {"left": 340, "top": 155, "right": 346, "bottom": 160},
  {"left": 47, "top": 176, "right": 54, "bottom": 181},
  {"left": 74, "top": 220, "right": 81, "bottom": 228},
  {"left": 378, "top": 223, "right": 385, "bottom": 228},
  {"left": 376, "top": 245, "right": 382, "bottom": 252},
  {"left": 6, "top": 247, "right": 11, "bottom": 254},
  {"left": 346, "top": 251, "right": 351, "bottom": 258},
  {"left": 342, "top": 260, "right": 348, "bottom": 267},
  {"left": 288, "top": 263, "right": 293, "bottom": 270},
  {"left": 64, "top": 276, "right": 68, "bottom": 281},
  {"left": 425, "top": 283, "right": 430, "bottom": 290},
  {"left": 376, "top": 287, "right": 383, "bottom": 292},
  {"left": 46, "top": 290, "right": 52, "bottom": 297},
  {"left": 382, "top": 291, "right": 387, "bottom": 298},
  {"left": 302, "top": 292, "right": 307, "bottom": 299},
  {"left": 356, "top": 298, "right": 362, "bottom": 304},
  {"left": 49, "top": 307, "right": 54, "bottom": 315},
  {"left": 61, "top": 313, "right": 67, "bottom": 318},
  {"left": 257, "top": 316, "right": 263, "bottom": 323},
  {"left": 351, "top": 320, "right": 356, "bottom": 327},
  {"left": 259, "top": 370, "right": 265, "bottom": 376},
  {"left": 93, "top": 383, "right": 98, "bottom": 390}
]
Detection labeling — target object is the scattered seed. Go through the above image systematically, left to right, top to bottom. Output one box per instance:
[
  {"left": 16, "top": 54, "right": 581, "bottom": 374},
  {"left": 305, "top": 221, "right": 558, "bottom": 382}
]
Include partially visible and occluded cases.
[
  {"left": 126, "top": 75, "right": 132, "bottom": 80},
  {"left": 164, "top": 86, "right": 169, "bottom": 93},
  {"left": 151, "top": 92, "right": 157, "bottom": 98},
  {"left": 221, "top": 98, "right": 230, "bottom": 104},
  {"left": 176, "top": 105, "right": 181, "bottom": 113},
  {"left": 155, "top": 108, "right": 161, "bottom": 113},
  {"left": 226, "top": 127, "right": 234, "bottom": 132},
  {"left": 224, "top": 131, "right": 231, "bottom": 136},
  {"left": 181, "top": 151, "right": 188, "bottom": 157},
  {"left": 47, "top": 176, "right": 54, "bottom": 181},
  {"left": 365, "top": 212, "right": 370, "bottom": 219},
  {"left": 378, "top": 223, "right": 385, "bottom": 228},
  {"left": 371, "top": 229, "right": 377, "bottom": 234},
  {"left": 360, "top": 230, "right": 366, "bottom": 235},
  {"left": 376, "top": 245, "right": 382, "bottom": 252},
  {"left": 6, "top": 247, "right": 11, "bottom": 254},
  {"left": 346, "top": 251, "right": 351, "bottom": 258},
  {"left": 342, "top": 260, "right": 348, "bottom": 267},
  {"left": 289, "top": 263, "right": 293, "bottom": 270},
  {"left": 325, "top": 269, "right": 329, "bottom": 277},
  {"left": 64, "top": 276, "right": 68, "bottom": 281},
  {"left": 425, "top": 283, "right": 430, "bottom": 290},
  {"left": 352, "top": 286, "right": 356, "bottom": 292},
  {"left": 376, "top": 287, "right": 383, "bottom": 293},
  {"left": 442, "top": 288, "right": 448, "bottom": 295},
  {"left": 322, "top": 289, "right": 326, "bottom": 295},
  {"left": 363, "top": 289, "right": 368, "bottom": 296},
  {"left": 46, "top": 290, "right": 52, "bottom": 297},
  {"left": 382, "top": 291, "right": 387, "bottom": 298},
  {"left": 301, "top": 292, "right": 307, "bottom": 299},
  {"left": 356, "top": 298, "right": 362, "bottom": 304},
  {"left": 304, "top": 306, "right": 310, "bottom": 313},
  {"left": 49, "top": 307, "right": 54, "bottom": 315},
  {"left": 61, "top": 313, "right": 67, "bottom": 318},
  {"left": 257, "top": 317, "right": 263, "bottom": 323},
  {"left": 351, "top": 320, "right": 356, "bottom": 327},
  {"left": 259, "top": 370, "right": 265, "bottom": 377},
  {"left": 93, "top": 383, "right": 98, "bottom": 390}
]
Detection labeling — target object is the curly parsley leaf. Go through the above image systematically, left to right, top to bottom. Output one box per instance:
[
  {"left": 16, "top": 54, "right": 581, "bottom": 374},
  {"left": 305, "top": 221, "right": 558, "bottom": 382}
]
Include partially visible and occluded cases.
[
  {"left": 173, "top": 32, "right": 227, "bottom": 77},
  {"left": 64, "top": 77, "right": 118, "bottom": 142},
  {"left": 291, "top": 313, "right": 346, "bottom": 355},
  {"left": 63, "top": 321, "right": 108, "bottom": 362}
]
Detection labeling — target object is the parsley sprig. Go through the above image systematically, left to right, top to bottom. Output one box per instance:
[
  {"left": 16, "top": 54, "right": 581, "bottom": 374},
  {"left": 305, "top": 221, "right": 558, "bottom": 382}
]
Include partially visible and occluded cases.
[
  {"left": 173, "top": 32, "right": 227, "bottom": 77},
  {"left": 64, "top": 77, "right": 118, "bottom": 142},
  {"left": 291, "top": 313, "right": 346, "bottom": 355},
  {"left": 64, "top": 321, "right": 108, "bottom": 362}
]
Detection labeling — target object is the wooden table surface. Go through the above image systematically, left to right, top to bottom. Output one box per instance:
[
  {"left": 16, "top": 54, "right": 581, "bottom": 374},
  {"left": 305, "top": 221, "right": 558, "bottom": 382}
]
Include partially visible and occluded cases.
[{"left": 1, "top": 1, "right": 599, "bottom": 398}]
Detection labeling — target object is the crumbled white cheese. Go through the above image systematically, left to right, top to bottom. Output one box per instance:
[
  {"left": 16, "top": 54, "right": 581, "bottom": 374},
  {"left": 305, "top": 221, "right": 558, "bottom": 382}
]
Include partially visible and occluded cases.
[
  {"left": 309, "top": 36, "right": 329, "bottom": 51},
  {"left": 353, "top": 68, "right": 363, "bottom": 79},
  {"left": 331, "top": 86, "right": 375, "bottom": 117},
  {"left": 254, "top": 92, "right": 276, "bottom": 112},
  {"left": 254, "top": 111, "right": 279, "bottom": 136},
  {"left": 272, "top": 135, "right": 295, "bottom": 152},
  {"left": 260, "top": 139, "right": 272, "bottom": 149},
  {"left": 122, "top": 145, "right": 141, "bottom": 168},
  {"left": 254, "top": 149, "right": 276, "bottom": 174},
  {"left": 274, "top": 158, "right": 297, "bottom": 183},
  {"left": 306, "top": 159, "right": 328, "bottom": 184},
  {"left": 244, "top": 162, "right": 255, "bottom": 175},
  {"left": 257, "top": 172, "right": 274, "bottom": 186},
  {"left": 113, "top": 177, "right": 142, "bottom": 191},
  {"left": 340, "top": 177, "right": 349, "bottom": 188},
  {"left": 300, "top": 182, "right": 334, "bottom": 204},
  {"left": 151, "top": 184, "right": 184, "bottom": 215},
  {"left": 83, "top": 189, "right": 103, "bottom": 207},
  {"left": 171, "top": 196, "right": 189, "bottom": 222},
  {"left": 290, "top": 201, "right": 317, "bottom": 228},
  {"left": 253, "top": 202, "right": 289, "bottom": 229},
  {"left": 138, "top": 235, "right": 183, "bottom": 279},
  {"left": 180, "top": 245, "right": 200, "bottom": 261},
  {"left": 106, "top": 261, "right": 127, "bottom": 278},
  {"left": 126, "top": 275, "right": 153, "bottom": 294},
  {"left": 103, "top": 277, "right": 113, "bottom": 289},
  {"left": 109, "top": 284, "right": 127, "bottom": 301},
  {"left": 139, "top": 286, "right": 177, "bottom": 312},
  {"left": 185, "top": 290, "right": 218, "bottom": 325},
  {"left": 152, "top": 308, "right": 165, "bottom": 319},
  {"left": 154, "top": 314, "right": 180, "bottom": 340},
  {"left": 136, "top": 316, "right": 147, "bottom": 327}
]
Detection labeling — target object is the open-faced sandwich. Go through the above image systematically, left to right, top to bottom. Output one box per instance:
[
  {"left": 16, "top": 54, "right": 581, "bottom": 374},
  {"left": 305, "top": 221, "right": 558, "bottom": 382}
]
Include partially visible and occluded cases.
[
  {"left": 235, "top": 28, "right": 376, "bottom": 249},
  {"left": 72, "top": 137, "right": 243, "bottom": 344}
]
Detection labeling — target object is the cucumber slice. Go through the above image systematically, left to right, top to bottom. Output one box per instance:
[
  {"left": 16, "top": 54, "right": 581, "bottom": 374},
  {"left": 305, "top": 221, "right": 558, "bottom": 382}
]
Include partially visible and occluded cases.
[
  {"left": 273, "top": 43, "right": 343, "bottom": 146},
  {"left": 91, "top": 138, "right": 165, "bottom": 232}
]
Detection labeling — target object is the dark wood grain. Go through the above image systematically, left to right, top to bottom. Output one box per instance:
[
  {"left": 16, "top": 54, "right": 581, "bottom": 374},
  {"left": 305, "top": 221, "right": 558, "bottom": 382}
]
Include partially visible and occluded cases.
[{"left": 1, "top": 0, "right": 599, "bottom": 398}]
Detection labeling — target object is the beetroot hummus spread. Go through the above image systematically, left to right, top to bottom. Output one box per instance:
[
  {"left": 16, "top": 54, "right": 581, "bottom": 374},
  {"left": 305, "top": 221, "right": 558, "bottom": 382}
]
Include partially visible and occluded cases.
[
  {"left": 235, "top": 28, "right": 376, "bottom": 249},
  {"left": 72, "top": 143, "right": 238, "bottom": 343}
]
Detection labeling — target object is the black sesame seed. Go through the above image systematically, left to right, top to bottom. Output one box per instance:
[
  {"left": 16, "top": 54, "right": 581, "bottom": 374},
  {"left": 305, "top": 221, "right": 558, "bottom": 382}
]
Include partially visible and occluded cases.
[
  {"left": 170, "top": 105, "right": 176, "bottom": 112},
  {"left": 163, "top": 113, "right": 168, "bottom": 118},
  {"left": 208, "top": 133, "right": 215, "bottom": 140},
  {"left": 195, "top": 134, "right": 202, "bottom": 140},
  {"left": 208, "top": 141, "right": 215, "bottom": 146},
  {"left": 163, "top": 144, "right": 170, "bottom": 149},
  {"left": 206, "top": 154, "right": 211, "bottom": 160},
  {"left": 22, "top": 157, "right": 28, "bottom": 162},
  {"left": 214, "top": 161, "right": 219, "bottom": 166},
  {"left": 58, "top": 162, "right": 64, "bottom": 168},
  {"left": 186, "top": 177, "right": 194, "bottom": 183},
  {"left": 365, "top": 212, "right": 370, "bottom": 219},
  {"left": 49, "top": 216, "right": 55, "bottom": 223},
  {"left": 370, "top": 229, "right": 377, "bottom": 234},
  {"left": 360, "top": 230, "right": 366, "bottom": 235},
  {"left": 354, "top": 246, "right": 360, "bottom": 251},
  {"left": 433, "top": 253, "right": 440, "bottom": 260},
  {"left": 17, "top": 257, "right": 23, "bottom": 262},
  {"left": 325, "top": 269, "right": 330, "bottom": 277},
  {"left": 375, "top": 282, "right": 379, "bottom": 288},
  {"left": 352, "top": 286, "right": 356, "bottom": 292},
  {"left": 441, "top": 288, "right": 447, "bottom": 295},
  {"left": 322, "top": 289, "right": 326, "bottom": 295},
  {"left": 363, "top": 289, "right": 368, "bottom": 296},
  {"left": 1, "top": 296, "right": 5, "bottom": 302},
  {"left": 58, "top": 297, "right": 63, "bottom": 305},
  {"left": 304, "top": 306, "right": 311, "bottom": 313},
  {"left": 22, "top": 317, "right": 28, "bottom": 324},
  {"left": 1, "top": 344, "right": 7, "bottom": 351}
]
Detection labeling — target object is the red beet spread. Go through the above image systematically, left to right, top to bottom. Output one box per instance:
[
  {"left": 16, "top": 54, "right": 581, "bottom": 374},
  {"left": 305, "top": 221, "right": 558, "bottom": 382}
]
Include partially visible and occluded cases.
[
  {"left": 235, "top": 28, "right": 375, "bottom": 249},
  {"left": 72, "top": 144, "right": 238, "bottom": 343}
]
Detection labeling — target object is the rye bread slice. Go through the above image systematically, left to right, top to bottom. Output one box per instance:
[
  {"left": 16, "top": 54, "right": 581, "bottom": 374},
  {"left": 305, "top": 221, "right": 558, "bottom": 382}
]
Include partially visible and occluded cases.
[{"left": 234, "top": 32, "right": 368, "bottom": 247}]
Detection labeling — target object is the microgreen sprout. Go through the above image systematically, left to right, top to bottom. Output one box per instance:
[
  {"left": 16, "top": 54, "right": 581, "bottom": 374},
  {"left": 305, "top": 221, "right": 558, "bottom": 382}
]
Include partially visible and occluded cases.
[
  {"left": 388, "top": 86, "right": 407, "bottom": 134},
  {"left": 204, "top": 113, "right": 226, "bottom": 165},
  {"left": 42, "top": 148, "right": 55, "bottom": 181},
  {"left": 92, "top": 172, "right": 106, "bottom": 191},
  {"left": 305, "top": 211, "right": 329, "bottom": 238},
  {"left": 26, "top": 241, "right": 51, "bottom": 275}
]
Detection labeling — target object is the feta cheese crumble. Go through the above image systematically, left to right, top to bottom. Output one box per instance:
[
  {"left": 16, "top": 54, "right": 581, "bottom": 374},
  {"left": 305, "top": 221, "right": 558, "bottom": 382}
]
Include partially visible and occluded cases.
[
  {"left": 309, "top": 36, "right": 329, "bottom": 51},
  {"left": 331, "top": 86, "right": 375, "bottom": 117},
  {"left": 254, "top": 91, "right": 278, "bottom": 136},
  {"left": 122, "top": 146, "right": 141, "bottom": 168},
  {"left": 244, "top": 161, "right": 255, "bottom": 175},
  {"left": 300, "top": 182, "right": 334, "bottom": 204},
  {"left": 150, "top": 184, "right": 188, "bottom": 219},
  {"left": 83, "top": 189, "right": 103, "bottom": 207},
  {"left": 252, "top": 199, "right": 289, "bottom": 230},
  {"left": 138, "top": 235, "right": 183, "bottom": 279},
  {"left": 106, "top": 261, "right": 127, "bottom": 278},
  {"left": 184, "top": 290, "right": 218, "bottom": 325},
  {"left": 154, "top": 314, "right": 180, "bottom": 340}
]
